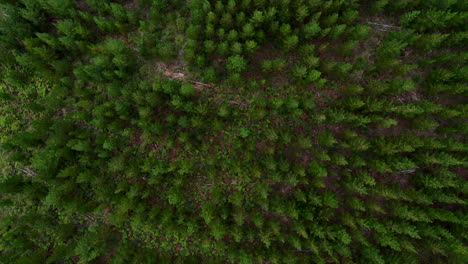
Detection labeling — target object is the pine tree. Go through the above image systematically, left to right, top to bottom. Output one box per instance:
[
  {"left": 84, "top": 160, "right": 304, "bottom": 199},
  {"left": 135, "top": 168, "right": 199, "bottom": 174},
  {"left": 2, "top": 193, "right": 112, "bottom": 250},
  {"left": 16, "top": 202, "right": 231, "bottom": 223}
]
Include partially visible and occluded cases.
[
  {"left": 303, "top": 21, "right": 321, "bottom": 39},
  {"left": 241, "top": 23, "right": 255, "bottom": 39},
  {"left": 329, "top": 24, "right": 347, "bottom": 40},
  {"left": 416, "top": 33, "right": 449, "bottom": 51},
  {"left": 283, "top": 35, "right": 299, "bottom": 51},
  {"left": 244, "top": 40, "right": 257, "bottom": 54},
  {"left": 226, "top": 55, "right": 247, "bottom": 73},
  {"left": 318, "top": 131, "right": 337, "bottom": 147}
]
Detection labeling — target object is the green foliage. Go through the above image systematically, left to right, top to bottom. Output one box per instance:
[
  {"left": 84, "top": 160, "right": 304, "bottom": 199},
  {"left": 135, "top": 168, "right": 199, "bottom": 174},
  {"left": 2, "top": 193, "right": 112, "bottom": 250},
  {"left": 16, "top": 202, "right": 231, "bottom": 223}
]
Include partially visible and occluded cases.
[
  {"left": 0, "top": 1, "right": 466, "bottom": 264},
  {"left": 303, "top": 21, "right": 321, "bottom": 39},
  {"left": 283, "top": 35, "right": 299, "bottom": 51},
  {"left": 226, "top": 55, "right": 247, "bottom": 73},
  {"left": 180, "top": 84, "right": 196, "bottom": 97}
]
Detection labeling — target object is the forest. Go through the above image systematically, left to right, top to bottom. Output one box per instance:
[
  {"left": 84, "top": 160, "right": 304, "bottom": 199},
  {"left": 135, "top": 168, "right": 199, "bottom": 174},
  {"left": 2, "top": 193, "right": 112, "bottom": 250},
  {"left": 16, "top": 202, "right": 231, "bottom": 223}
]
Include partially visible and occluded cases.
[{"left": 0, "top": 0, "right": 466, "bottom": 263}]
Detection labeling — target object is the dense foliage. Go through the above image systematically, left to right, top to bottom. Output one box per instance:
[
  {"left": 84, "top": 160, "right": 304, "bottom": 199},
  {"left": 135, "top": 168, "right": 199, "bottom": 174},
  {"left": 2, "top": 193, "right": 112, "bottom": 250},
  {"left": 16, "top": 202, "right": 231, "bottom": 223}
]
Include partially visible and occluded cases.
[{"left": 0, "top": 0, "right": 467, "bottom": 263}]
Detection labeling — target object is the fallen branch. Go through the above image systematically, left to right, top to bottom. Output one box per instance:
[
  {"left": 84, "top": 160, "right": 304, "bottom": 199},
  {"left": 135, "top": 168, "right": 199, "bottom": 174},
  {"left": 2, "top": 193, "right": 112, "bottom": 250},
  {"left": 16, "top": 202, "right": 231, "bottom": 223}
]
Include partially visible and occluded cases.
[
  {"left": 367, "top": 22, "right": 403, "bottom": 29},
  {"left": 155, "top": 61, "right": 249, "bottom": 107},
  {"left": 191, "top": 81, "right": 213, "bottom": 87},
  {"left": 21, "top": 168, "right": 36, "bottom": 177},
  {"left": 397, "top": 169, "right": 417, "bottom": 174}
]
